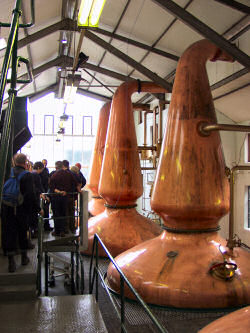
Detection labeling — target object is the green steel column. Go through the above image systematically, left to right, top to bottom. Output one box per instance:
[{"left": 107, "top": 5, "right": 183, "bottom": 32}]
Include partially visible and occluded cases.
[{"left": 0, "top": 0, "right": 21, "bottom": 211}]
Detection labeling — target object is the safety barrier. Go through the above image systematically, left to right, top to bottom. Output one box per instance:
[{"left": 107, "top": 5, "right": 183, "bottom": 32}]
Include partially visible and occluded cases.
[{"left": 89, "top": 233, "right": 168, "bottom": 333}]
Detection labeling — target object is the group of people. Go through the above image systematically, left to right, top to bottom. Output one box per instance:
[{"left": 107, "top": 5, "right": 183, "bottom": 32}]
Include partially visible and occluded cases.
[{"left": 1, "top": 153, "right": 86, "bottom": 273}]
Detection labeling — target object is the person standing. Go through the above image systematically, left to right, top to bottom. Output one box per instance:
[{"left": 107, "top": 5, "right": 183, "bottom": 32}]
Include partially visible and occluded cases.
[
  {"left": 1, "top": 153, "right": 43, "bottom": 272},
  {"left": 40, "top": 158, "right": 52, "bottom": 231},
  {"left": 49, "top": 160, "right": 80, "bottom": 236},
  {"left": 75, "top": 162, "right": 86, "bottom": 189}
]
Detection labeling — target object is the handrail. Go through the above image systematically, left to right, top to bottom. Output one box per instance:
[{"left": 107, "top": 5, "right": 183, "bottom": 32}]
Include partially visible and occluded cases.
[{"left": 89, "top": 233, "right": 168, "bottom": 333}]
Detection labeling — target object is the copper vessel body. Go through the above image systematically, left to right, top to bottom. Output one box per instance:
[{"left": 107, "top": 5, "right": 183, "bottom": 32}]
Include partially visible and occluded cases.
[
  {"left": 107, "top": 40, "right": 250, "bottom": 308},
  {"left": 86, "top": 81, "right": 166, "bottom": 256},
  {"left": 88, "top": 102, "right": 111, "bottom": 216},
  {"left": 88, "top": 197, "right": 106, "bottom": 216},
  {"left": 85, "top": 207, "right": 161, "bottom": 257},
  {"left": 107, "top": 231, "right": 250, "bottom": 308},
  {"left": 199, "top": 306, "right": 250, "bottom": 332}
]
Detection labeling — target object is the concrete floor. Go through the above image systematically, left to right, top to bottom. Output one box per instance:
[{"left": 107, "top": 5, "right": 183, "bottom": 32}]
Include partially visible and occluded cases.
[{"left": 0, "top": 295, "right": 107, "bottom": 333}]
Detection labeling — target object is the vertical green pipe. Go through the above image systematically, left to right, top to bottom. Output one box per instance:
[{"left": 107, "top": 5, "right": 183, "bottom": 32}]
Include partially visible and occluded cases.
[
  {"left": 0, "top": 0, "right": 21, "bottom": 211},
  {"left": 0, "top": 0, "right": 21, "bottom": 112}
]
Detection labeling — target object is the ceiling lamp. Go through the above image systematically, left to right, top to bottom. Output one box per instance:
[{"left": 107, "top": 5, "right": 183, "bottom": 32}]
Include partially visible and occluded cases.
[
  {"left": 78, "top": 0, "right": 106, "bottom": 27},
  {"left": 63, "top": 72, "right": 82, "bottom": 104}
]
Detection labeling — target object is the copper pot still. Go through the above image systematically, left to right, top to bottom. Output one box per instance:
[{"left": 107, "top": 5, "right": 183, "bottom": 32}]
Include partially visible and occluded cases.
[
  {"left": 107, "top": 40, "right": 250, "bottom": 308},
  {"left": 86, "top": 80, "right": 167, "bottom": 257},
  {"left": 88, "top": 102, "right": 111, "bottom": 216},
  {"left": 199, "top": 306, "right": 250, "bottom": 333}
]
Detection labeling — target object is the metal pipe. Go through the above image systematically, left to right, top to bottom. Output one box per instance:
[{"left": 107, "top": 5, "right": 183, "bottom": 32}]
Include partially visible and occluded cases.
[
  {"left": 158, "top": 104, "right": 163, "bottom": 145},
  {"left": 152, "top": 107, "right": 158, "bottom": 168},
  {"left": 143, "top": 111, "right": 153, "bottom": 146},
  {"left": 199, "top": 122, "right": 250, "bottom": 136},
  {"left": 138, "top": 145, "right": 157, "bottom": 151},
  {"left": 227, "top": 165, "right": 250, "bottom": 250},
  {"left": 141, "top": 167, "right": 157, "bottom": 170}
]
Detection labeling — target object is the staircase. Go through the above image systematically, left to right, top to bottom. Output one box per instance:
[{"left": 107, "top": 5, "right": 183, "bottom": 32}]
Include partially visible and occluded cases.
[{"left": 0, "top": 247, "right": 37, "bottom": 301}]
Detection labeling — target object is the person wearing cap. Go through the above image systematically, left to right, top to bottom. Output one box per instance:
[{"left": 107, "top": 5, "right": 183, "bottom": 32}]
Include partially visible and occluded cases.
[{"left": 75, "top": 162, "right": 86, "bottom": 189}]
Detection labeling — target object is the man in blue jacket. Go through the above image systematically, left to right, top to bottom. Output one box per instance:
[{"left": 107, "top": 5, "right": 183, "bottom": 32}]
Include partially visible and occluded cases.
[{"left": 1, "top": 153, "right": 43, "bottom": 272}]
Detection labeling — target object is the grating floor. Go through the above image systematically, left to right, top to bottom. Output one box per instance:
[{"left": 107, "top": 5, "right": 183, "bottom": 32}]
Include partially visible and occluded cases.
[{"left": 82, "top": 255, "right": 237, "bottom": 333}]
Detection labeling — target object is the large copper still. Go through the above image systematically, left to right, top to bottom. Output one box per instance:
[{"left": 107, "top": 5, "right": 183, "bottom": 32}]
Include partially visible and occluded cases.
[
  {"left": 107, "top": 40, "right": 250, "bottom": 308},
  {"left": 86, "top": 80, "right": 166, "bottom": 257},
  {"left": 88, "top": 102, "right": 111, "bottom": 216},
  {"left": 199, "top": 306, "right": 250, "bottom": 332}
]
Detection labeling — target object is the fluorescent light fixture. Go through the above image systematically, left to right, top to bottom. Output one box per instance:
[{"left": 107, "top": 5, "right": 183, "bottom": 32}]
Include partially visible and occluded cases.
[
  {"left": 78, "top": 0, "right": 106, "bottom": 27},
  {"left": 0, "top": 38, "right": 6, "bottom": 50},
  {"left": 63, "top": 84, "right": 77, "bottom": 104}
]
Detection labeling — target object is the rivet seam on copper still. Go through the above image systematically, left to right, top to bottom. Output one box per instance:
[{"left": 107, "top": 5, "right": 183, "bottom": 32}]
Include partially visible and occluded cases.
[
  {"left": 104, "top": 204, "right": 137, "bottom": 209},
  {"left": 162, "top": 226, "right": 221, "bottom": 233}
]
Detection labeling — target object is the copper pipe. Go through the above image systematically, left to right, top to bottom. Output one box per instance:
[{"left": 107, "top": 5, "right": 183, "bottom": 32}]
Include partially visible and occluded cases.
[
  {"left": 107, "top": 40, "right": 250, "bottom": 308},
  {"left": 85, "top": 80, "right": 167, "bottom": 256},
  {"left": 88, "top": 101, "right": 111, "bottom": 216},
  {"left": 158, "top": 103, "right": 163, "bottom": 145},
  {"left": 153, "top": 107, "right": 157, "bottom": 146},
  {"left": 199, "top": 122, "right": 250, "bottom": 136},
  {"left": 227, "top": 165, "right": 250, "bottom": 250}
]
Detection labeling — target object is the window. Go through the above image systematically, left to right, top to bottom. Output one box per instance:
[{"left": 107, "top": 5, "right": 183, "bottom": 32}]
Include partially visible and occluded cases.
[
  {"left": 138, "top": 111, "right": 142, "bottom": 124},
  {"left": 33, "top": 114, "right": 43, "bottom": 134},
  {"left": 44, "top": 115, "right": 54, "bottom": 134},
  {"left": 64, "top": 115, "right": 73, "bottom": 135},
  {"left": 83, "top": 116, "right": 92, "bottom": 135}
]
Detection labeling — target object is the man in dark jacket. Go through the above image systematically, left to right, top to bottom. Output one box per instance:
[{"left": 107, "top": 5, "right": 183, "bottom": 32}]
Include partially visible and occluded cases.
[
  {"left": 1, "top": 153, "right": 43, "bottom": 272},
  {"left": 40, "top": 158, "right": 51, "bottom": 231},
  {"left": 49, "top": 160, "right": 80, "bottom": 236}
]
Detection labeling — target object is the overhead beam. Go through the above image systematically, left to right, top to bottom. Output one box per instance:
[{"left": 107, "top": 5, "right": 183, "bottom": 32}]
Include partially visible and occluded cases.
[
  {"left": 151, "top": 0, "right": 250, "bottom": 69},
  {"left": 213, "top": 0, "right": 250, "bottom": 15},
  {"left": 223, "top": 15, "right": 250, "bottom": 41},
  {"left": 11, "top": 18, "right": 179, "bottom": 62},
  {"left": 18, "top": 20, "right": 65, "bottom": 49},
  {"left": 88, "top": 27, "right": 179, "bottom": 61},
  {"left": 85, "top": 30, "right": 173, "bottom": 91},
  {"left": 18, "top": 55, "right": 132, "bottom": 84},
  {"left": 211, "top": 67, "right": 249, "bottom": 91},
  {"left": 83, "top": 68, "right": 115, "bottom": 94},
  {"left": 213, "top": 82, "right": 250, "bottom": 101},
  {"left": 28, "top": 84, "right": 58, "bottom": 102},
  {"left": 77, "top": 88, "right": 112, "bottom": 102}
]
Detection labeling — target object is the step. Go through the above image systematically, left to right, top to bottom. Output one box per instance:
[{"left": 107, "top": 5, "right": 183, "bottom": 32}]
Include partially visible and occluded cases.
[
  {"left": 0, "top": 250, "right": 37, "bottom": 286},
  {"left": 0, "top": 284, "right": 37, "bottom": 301},
  {"left": 0, "top": 295, "right": 108, "bottom": 333}
]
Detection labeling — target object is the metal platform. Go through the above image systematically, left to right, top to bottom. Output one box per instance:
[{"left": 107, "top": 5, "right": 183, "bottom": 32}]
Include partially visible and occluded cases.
[{"left": 0, "top": 295, "right": 108, "bottom": 333}]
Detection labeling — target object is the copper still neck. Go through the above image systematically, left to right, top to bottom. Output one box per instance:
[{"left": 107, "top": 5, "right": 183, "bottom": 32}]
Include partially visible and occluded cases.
[
  {"left": 151, "top": 39, "right": 234, "bottom": 231},
  {"left": 99, "top": 80, "right": 166, "bottom": 207},
  {"left": 88, "top": 101, "right": 111, "bottom": 216}
]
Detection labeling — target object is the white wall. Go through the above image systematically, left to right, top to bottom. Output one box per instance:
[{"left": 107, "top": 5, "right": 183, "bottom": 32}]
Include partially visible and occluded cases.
[{"left": 135, "top": 102, "right": 250, "bottom": 246}]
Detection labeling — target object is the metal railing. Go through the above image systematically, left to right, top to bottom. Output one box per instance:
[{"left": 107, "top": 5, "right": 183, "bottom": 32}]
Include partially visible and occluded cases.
[
  {"left": 0, "top": 0, "right": 34, "bottom": 212},
  {"left": 37, "top": 191, "right": 85, "bottom": 296},
  {"left": 89, "top": 233, "right": 168, "bottom": 333}
]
